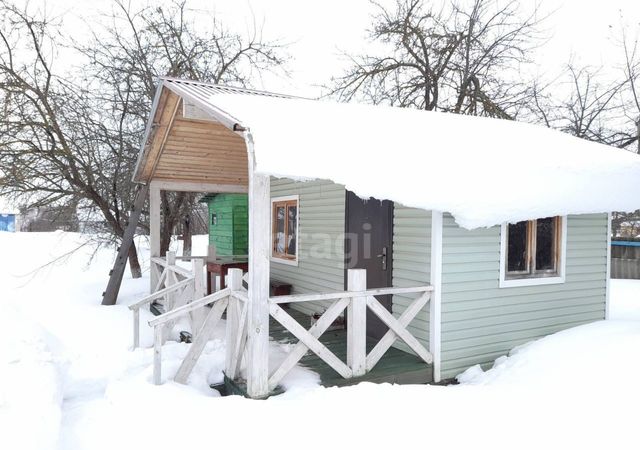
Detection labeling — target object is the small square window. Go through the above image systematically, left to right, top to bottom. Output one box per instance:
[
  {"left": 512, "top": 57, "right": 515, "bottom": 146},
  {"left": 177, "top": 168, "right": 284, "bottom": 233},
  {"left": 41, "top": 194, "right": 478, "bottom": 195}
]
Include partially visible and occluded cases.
[
  {"left": 271, "top": 197, "right": 298, "bottom": 263},
  {"left": 501, "top": 216, "right": 565, "bottom": 287}
]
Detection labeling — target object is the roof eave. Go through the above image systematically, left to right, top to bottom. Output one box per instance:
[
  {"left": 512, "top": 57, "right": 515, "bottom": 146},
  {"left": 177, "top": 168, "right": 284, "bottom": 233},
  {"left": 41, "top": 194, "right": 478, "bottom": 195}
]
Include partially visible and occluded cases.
[
  {"left": 160, "top": 77, "right": 246, "bottom": 131},
  {"left": 131, "top": 78, "right": 250, "bottom": 184},
  {"left": 132, "top": 79, "right": 166, "bottom": 184}
]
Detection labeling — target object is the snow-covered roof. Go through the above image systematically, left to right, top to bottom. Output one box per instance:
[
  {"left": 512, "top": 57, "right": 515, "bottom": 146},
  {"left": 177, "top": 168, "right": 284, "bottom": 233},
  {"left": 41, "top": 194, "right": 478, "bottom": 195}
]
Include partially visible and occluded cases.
[{"left": 159, "top": 78, "right": 640, "bottom": 229}]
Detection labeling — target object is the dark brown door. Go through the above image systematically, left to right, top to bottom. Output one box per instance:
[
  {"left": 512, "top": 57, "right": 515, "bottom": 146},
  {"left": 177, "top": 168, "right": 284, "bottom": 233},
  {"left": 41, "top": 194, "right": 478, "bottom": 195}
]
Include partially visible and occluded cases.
[{"left": 345, "top": 191, "right": 393, "bottom": 341}]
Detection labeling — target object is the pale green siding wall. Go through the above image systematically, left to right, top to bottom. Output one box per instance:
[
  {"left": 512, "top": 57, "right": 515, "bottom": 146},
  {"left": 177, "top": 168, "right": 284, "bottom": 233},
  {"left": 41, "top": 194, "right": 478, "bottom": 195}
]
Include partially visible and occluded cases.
[
  {"left": 270, "top": 178, "right": 346, "bottom": 317},
  {"left": 392, "top": 206, "right": 431, "bottom": 351},
  {"left": 440, "top": 213, "right": 608, "bottom": 379}
]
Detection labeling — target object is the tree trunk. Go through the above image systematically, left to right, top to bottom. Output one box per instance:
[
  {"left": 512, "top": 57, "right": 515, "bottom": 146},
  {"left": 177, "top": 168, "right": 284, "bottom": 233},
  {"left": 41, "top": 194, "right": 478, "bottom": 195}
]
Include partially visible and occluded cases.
[
  {"left": 636, "top": 117, "right": 640, "bottom": 154},
  {"left": 160, "top": 191, "right": 187, "bottom": 256},
  {"left": 183, "top": 213, "right": 192, "bottom": 257},
  {"left": 128, "top": 242, "right": 142, "bottom": 278}
]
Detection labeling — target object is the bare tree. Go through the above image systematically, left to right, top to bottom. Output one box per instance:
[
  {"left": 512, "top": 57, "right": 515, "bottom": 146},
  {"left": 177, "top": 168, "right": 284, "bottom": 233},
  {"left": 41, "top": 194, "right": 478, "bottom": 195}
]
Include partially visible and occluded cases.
[
  {"left": 0, "top": 0, "right": 287, "bottom": 283},
  {"left": 78, "top": 0, "right": 287, "bottom": 256},
  {"left": 329, "top": 0, "right": 544, "bottom": 119},
  {"left": 0, "top": 1, "right": 146, "bottom": 276},
  {"left": 529, "top": 25, "right": 640, "bottom": 237}
]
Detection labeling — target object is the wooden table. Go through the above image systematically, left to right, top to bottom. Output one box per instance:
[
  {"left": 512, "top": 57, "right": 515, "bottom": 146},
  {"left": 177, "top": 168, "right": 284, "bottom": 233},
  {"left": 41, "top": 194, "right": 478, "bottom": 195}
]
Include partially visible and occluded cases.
[{"left": 206, "top": 258, "right": 249, "bottom": 294}]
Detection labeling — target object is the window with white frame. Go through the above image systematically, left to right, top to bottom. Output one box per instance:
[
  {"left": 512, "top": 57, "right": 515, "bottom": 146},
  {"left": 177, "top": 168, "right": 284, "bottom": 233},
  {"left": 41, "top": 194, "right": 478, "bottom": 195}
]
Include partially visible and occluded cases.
[
  {"left": 271, "top": 196, "right": 298, "bottom": 262},
  {"left": 500, "top": 216, "right": 566, "bottom": 287}
]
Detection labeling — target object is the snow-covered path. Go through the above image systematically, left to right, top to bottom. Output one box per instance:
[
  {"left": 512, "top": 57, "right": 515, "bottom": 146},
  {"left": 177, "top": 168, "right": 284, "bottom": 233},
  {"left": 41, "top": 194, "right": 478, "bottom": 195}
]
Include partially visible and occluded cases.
[{"left": 1, "top": 231, "right": 640, "bottom": 450}]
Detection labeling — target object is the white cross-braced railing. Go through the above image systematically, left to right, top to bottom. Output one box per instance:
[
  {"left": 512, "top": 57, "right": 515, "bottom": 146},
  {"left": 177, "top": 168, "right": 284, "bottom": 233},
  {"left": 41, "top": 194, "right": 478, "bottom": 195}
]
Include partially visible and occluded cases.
[
  {"left": 129, "top": 251, "right": 207, "bottom": 349},
  {"left": 131, "top": 265, "right": 432, "bottom": 392},
  {"left": 137, "top": 268, "right": 248, "bottom": 386},
  {"left": 267, "top": 269, "right": 433, "bottom": 391}
]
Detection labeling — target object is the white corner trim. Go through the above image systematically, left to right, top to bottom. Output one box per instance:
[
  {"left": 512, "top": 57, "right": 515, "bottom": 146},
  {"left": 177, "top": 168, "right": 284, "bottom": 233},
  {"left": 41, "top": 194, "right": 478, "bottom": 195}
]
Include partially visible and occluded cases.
[
  {"left": 270, "top": 195, "right": 300, "bottom": 264},
  {"left": 429, "top": 210, "right": 443, "bottom": 383},
  {"left": 605, "top": 212, "right": 612, "bottom": 320},
  {"left": 499, "top": 216, "right": 568, "bottom": 288}
]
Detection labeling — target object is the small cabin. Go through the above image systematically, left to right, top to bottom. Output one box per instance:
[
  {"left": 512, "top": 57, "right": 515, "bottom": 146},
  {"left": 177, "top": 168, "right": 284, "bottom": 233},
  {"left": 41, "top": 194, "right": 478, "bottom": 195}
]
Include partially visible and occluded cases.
[{"left": 127, "top": 78, "right": 640, "bottom": 398}]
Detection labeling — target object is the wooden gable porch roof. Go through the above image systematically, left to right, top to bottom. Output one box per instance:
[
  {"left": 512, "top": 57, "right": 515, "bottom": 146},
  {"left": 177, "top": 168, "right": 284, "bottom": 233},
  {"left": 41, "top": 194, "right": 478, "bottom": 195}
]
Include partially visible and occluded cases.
[{"left": 132, "top": 78, "right": 293, "bottom": 191}]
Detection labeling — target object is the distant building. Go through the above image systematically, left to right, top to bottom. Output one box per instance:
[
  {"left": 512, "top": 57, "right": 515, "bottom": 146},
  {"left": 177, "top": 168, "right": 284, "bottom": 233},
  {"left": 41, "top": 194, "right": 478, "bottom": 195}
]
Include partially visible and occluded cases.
[
  {"left": 0, "top": 198, "right": 20, "bottom": 232},
  {"left": 19, "top": 204, "right": 79, "bottom": 232},
  {"left": 0, "top": 213, "right": 17, "bottom": 232}
]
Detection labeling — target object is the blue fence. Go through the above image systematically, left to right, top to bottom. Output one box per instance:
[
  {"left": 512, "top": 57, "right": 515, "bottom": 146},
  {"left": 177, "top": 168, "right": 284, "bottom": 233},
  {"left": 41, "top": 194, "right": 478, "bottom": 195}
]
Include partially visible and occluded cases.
[
  {"left": 0, "top": 214, "right": 15, "bottom": 232},
  {"left": 611, "top": 240, "right": 640, "bottom": 279}
]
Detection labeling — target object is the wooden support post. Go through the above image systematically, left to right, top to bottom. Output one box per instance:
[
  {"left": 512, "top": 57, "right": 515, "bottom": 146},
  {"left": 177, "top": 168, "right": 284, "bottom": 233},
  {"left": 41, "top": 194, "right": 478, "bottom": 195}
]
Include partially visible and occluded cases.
[
  {"left": 245, "top": 131, "right": 271, "bottom": 399},
  {"left": 150, "top": 181, "right": 161, "bottom": 292},
  {"left": 430, "top": 211, "right": 443, "bottom": 382},
  {"left": 207, "top": 244, "right": 217, "bottom": 262},
  {"left": 162, "top": 251, "right": 177, "bottom": 343},
  {"left": 165, "top": 251, "right": 177, "bottom": 310},
  {"left": 190, "top": 258, "right": 206, "bottom": 339},
  {"left": 225, "top": 268, "right": 242, "bottom": 377},
  {"left": 347, "top": 269, "right": 367, "bottom": 377},
  {"left": 133, "top": 308, "right": 140, "bottom": 349},
  {"left": 153, "top": 324, "right": 164, "bottom": 385}
]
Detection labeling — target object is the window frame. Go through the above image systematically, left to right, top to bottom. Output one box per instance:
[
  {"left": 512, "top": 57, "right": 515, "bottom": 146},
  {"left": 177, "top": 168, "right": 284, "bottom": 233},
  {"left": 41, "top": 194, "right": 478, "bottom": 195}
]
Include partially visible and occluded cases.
[
  {"left": 270, "top": 195, "right": 299, "bottom": 266},
  {"left": 499, "top": 216, "right": 567, "bottom": 288}
]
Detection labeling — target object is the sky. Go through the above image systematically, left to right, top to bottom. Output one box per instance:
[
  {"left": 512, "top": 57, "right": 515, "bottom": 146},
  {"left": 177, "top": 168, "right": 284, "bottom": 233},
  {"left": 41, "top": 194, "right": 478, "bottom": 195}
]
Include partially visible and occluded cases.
[{"left": 13, "top": 0, "right": 640, "bottom": 97}]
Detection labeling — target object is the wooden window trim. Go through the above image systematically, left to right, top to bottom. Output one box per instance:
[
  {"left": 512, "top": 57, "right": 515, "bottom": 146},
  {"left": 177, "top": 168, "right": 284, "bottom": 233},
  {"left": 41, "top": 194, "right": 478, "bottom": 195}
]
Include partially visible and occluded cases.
[
  {"left": 271, "top": 196, "right": 299, "bottom": 263},
  {"left": 500, "top": 216, "right": 567, "bottom": 288},
  {"left": 505, "top": 217, "right": 561, "bottom": 279}
]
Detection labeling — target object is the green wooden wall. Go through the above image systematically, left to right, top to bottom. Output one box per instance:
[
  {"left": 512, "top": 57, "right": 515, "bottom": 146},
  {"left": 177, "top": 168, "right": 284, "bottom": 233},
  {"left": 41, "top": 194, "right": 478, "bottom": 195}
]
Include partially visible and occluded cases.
[
  {"left": 205, "top": 194, "right": 248, "bottom": 256},
  {"left": 440, "top": 213, "right": 608, "bottom": 379}
]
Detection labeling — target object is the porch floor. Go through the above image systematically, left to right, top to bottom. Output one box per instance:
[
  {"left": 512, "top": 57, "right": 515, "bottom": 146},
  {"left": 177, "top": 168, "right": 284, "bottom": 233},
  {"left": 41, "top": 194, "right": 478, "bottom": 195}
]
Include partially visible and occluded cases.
[{"left": 269, "top": 307, "right": 433, "bottom": 388}]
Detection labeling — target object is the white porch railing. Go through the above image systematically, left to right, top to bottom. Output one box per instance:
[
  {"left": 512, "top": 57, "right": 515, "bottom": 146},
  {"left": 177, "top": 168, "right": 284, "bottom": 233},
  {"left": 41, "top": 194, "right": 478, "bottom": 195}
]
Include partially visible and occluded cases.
[
  {"left": 129, "top": 251, "right": 206, "bottom": 348},
  {"left": 131, "top": 266, "right": 432, "bottom": 392},
  {"left": 146, "top": 269, "right": 248, "bottom": 385},
  {"left": 267, "top": 269, "right": 433, "bottom": 391}
]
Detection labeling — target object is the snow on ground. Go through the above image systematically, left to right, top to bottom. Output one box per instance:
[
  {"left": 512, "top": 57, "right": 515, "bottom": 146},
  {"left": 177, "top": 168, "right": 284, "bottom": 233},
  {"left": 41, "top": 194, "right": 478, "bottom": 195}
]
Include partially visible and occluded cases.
[
  {"left": 1, "top": 231, "right": 640, "bottom": 450},
  {"left": 609, "top": 279, "right": 640, "bottom": 320}
]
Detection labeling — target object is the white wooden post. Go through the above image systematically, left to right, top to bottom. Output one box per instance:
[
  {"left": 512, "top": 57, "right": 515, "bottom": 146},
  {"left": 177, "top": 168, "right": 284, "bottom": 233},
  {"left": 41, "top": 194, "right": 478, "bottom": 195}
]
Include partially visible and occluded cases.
[
  {"left": 245, "top": 131, "right": 271, "bottom": 398},
  {"left": 150, "top": 181, "right": 161, "bottom": 292},
  {"left": 430, "top": 211, "right": 443, "bottom": 383},
  {"left": 207, "top": 244, "right": 217, "bottom": 262},
  {"left": 207, "top": 244, "right": 217, "bottom": 292},
  {"left": 162, "top": 250, "right": 177, "bottom": 343},
  {"left": 165, "top": 250, "right": 177, "bottom": 310},
  {"left": 191, "top": 258, "right": 206, "bottom": 339},
  {"left": 225, "top": 268, "right": 242, "bottom": 377},
  {"left": 347, "top": 269, "right": 367, "bottom": 377},
  {"left": 133, "top": 308, "right": 140, "bottom": 349},
  {"left": 153, "top": 323, "right": 164, "bottom": 385}
]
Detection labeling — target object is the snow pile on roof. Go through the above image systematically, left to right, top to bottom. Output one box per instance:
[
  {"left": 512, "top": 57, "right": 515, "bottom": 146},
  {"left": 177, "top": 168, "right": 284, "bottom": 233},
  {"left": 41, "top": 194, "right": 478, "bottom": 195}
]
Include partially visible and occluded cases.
[{"left": 209, "top": 94, "right": 640, "bottom": 229}]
